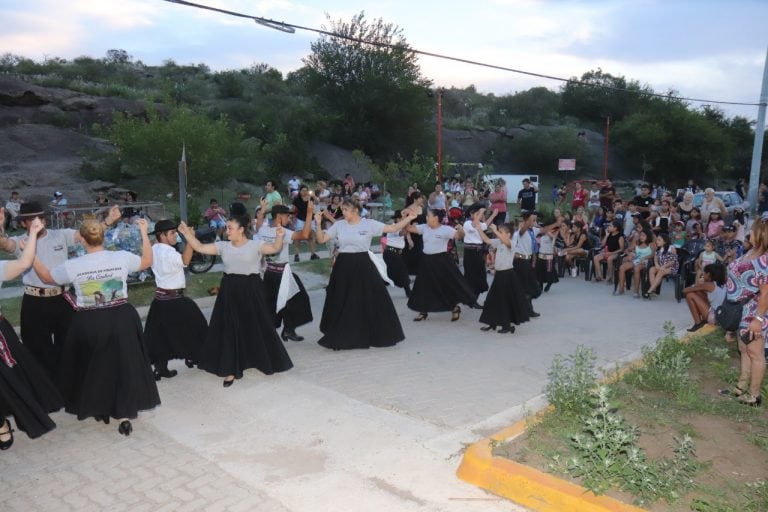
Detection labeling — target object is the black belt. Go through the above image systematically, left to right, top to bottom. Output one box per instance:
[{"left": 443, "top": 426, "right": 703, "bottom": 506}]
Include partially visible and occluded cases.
[
  {"left": 464, "top": 244, "right": 483, "bottom": 250},
  {"left": 385, "top": 246, "right": 404, "bottom": 254},
  {"left": 266, "top": 261, "right": 287, "bottom": 273},
  {"left": 155, "top": 288, "right": 184, "bottom": 300}
]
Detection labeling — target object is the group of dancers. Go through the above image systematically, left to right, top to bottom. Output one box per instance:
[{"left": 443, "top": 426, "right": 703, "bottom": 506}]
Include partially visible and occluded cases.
[{"left": 0, "top": 193, "right": 549, "bottom": 449}]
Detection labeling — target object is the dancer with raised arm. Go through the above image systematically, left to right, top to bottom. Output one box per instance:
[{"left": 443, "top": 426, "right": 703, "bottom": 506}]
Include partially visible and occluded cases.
[
  {"left": 313, "top": 198, "right": 418, "bottom": 350},
  {"left": 178, "top": 215, "right": 291, "bottom": 387}
]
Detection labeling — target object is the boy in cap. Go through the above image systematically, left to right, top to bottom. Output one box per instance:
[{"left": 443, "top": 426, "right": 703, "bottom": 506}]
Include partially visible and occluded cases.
[
  {"left": 254, "top": 198, "right": 315, "bottom": 342},
  {"left": 144, "top": 219, "right": 208, "bottom": 380}
]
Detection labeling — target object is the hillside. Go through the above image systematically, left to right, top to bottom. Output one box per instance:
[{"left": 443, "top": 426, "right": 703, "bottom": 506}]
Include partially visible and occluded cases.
[{"left": 0, "top": 75, "right": 632, "bottom": 204}]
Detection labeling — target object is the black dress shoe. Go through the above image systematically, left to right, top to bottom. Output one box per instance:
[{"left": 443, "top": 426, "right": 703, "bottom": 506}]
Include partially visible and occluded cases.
[
  {"left": 530, "top": 310, "right": 541, "bottom": 318},
  {"left": 480, "top": 325, "right": 496, "bottom": 332},
  {"left": 498, "top": 326, "right": 515, "bottom": 334},
  {"left": 281, "top": 329, "right": 304, "bottom": 342},
  {"left": 185, "top": 359, "right": 195, "bottom": 368},
  {"left": 153, "top": 368, "right": 178, "bottom": 381},
  {"left": 223, "top": 378, "right": 235, "bottom": 388},
  {"left": 94, "top": 415, "right": 110, "bottom": 425},
  {"left": 0, "top": 419, "right": 14, "bottom": 450},
  {"left": 118, "top": 420, "right": 132, "bottom": 436}
]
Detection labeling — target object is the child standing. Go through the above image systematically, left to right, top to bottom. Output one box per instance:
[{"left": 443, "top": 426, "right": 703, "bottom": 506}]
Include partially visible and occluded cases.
[{"left": 476, "top": 223, "right": 531, "bottom": 333}]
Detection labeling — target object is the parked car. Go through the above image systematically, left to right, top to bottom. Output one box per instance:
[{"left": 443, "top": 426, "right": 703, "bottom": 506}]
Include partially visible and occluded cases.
[{"left": 692, "top": 191, "right": 749, "bottom": 221}]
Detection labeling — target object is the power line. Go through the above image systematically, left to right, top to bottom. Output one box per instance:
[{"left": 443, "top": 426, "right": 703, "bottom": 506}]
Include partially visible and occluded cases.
[{"left": 161, "top": 0, "right": 765, "bottom": 108}]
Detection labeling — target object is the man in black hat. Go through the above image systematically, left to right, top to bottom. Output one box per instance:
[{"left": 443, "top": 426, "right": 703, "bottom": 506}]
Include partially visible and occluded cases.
[
  {"left": 253, "top": 199, "right": 315, "bottom": 342},
  {"left": 0, "top": 202, "right": 121, "bottom": 379},
  {"left": 143, "top": 219, "right": 208, "bottom": 380}
]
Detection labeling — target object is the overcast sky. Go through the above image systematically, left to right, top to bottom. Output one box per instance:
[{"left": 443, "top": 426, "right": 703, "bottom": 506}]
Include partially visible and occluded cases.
[{"left": 2, "top": 0, "right": 767, "bottom": 122}]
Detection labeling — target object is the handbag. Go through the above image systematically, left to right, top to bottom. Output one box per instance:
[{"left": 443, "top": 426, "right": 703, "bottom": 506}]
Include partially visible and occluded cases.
[{"left": 715, "top": 298, "right": 750, "bottom": 331}]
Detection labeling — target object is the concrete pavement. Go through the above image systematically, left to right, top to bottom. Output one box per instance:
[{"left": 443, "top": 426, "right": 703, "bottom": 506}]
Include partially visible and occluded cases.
[{"left": 2, "top": 270, "right": 693, "bottom": 512}]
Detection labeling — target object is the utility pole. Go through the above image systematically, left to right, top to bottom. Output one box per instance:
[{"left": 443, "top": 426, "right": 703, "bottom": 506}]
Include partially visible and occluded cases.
[
  {"left": 747, "top": 47, "right": 768, "bottom": 216},
  {"left": 436, "top": 88, "right": 443, "bottom": 183},
  {"left": 603, "top": 116, "right": 611, "bottom": 180},
  {"left": 179, "top": 144, "right": 188, "bottom": 223}
]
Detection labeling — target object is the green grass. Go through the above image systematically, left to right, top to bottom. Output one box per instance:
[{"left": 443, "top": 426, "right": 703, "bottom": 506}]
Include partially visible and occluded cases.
[{"left": 494, "top": 329, "right": 768, "bottom": 510}]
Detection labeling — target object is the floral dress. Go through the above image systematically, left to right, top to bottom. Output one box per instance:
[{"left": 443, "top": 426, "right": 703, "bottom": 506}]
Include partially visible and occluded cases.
[
  {"left": 658, "top": 248, "right": 679, "bottom": 274},
  {"left": 726, "top": 254, "right": 768, "bottom": 336}
]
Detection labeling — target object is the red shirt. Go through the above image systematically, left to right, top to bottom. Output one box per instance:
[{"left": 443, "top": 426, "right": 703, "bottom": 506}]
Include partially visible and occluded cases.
[{"left": 572, "top": 188, "right": 587, "bottom": 209}]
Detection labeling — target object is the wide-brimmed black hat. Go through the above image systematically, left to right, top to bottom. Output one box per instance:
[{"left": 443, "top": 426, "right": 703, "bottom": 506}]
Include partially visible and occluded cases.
[
  {"left": 18, "top": 202, "right": 46, "bottom": 219},
  {"left": 271, "top": 204, "right": 291, "bottom": 216},
  {"left": 149, "top": 219, "right": 178, "bottom": 235}
]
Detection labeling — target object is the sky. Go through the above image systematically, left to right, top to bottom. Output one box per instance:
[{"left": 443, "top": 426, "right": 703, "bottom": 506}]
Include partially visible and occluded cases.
[{"left": 1, "top": 0, "right": 767, "bottom": 122}]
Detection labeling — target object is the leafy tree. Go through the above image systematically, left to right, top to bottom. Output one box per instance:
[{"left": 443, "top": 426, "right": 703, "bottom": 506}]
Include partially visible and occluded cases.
[
  {"left": 301, "top": 12, "right": 433, "bottom": 161},
  {"left": 560, "top": 69, "right": 653, "bottom": 126},
  {"left": 488, "top": 87, "right": 562, "bottom": 126},
  {"left": 612, "top": 100, "right": 733, "bottom": 185},
  {"left": 97, "top": 106, "right": 259, "bottom": 187},
  {"left": 492, "top": 127, "right": 595, "bottom": 174}
]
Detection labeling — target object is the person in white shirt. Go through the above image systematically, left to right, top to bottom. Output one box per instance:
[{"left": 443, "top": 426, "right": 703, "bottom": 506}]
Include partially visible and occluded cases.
[
  {"left": 4, "top": 191, "right": 22, "bottom": 231},
  {"left": 254, "top": 201, "right": 315, "bottom": 342},
  {"left": 0, "top": 202, "right": 121, "bottom": 381},
  {"left": 462, "top": 204, "right": 498, "bottom": 296},
  {"left": 406, "top": 209, "right": 480, "bottom": 322},
  {"left": 383, "top": 210, "right": 413, "bottom": 297},
  {"left": 511, "top": 211, "right": 542, "bottom": 317},
  {"left": 0, "top": 218, "right": 63, "bottom": 449},
  {"left": 34, "top": 218, "right": 159, "bottom": 437},
  {"left": 144, "top": 219, "right": 208, "bottom": 381},
  {"left": 474, "top": 222, "right": 532, "bottom": 333}
]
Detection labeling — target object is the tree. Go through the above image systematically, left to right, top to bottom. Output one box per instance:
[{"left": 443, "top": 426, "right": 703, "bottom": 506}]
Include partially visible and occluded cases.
[
  {"left": 301, "top": 12, "right": 433, "bottom": 161},
  {"left": 560, "top": 69, "right": 653, "bottom": 126},
  {"left": 98, "top": 106, "right": 259, "bottom": 187},
  {"left": 492, "top": 127, "right": 595, "bottom": 174}
]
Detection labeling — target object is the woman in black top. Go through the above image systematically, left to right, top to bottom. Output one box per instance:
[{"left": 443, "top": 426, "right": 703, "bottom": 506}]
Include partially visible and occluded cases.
[{"left": 592, "top": 221, "right": 625, "bottom": 282}]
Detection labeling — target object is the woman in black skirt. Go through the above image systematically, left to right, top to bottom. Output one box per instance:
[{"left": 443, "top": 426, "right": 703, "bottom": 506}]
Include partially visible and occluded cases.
[
  {"left": 403, "top": 192, "right": 426, "bottom": 275},
  {"left": 313, "top": 198, "right": 418, "bottom": 350},
  {"left": 462, "top": 204, "right": 498, "bottom": 296},
  {"left": 407, "top": 209, "right": 479, "bottom": 322},
  {"left": 383, "top": 210, "right": 412, "bottom": 297},
  {"left": 178, "top": 215, "right": 290, "bottom": 387},
  {"left": 0, "top": 217, "right": 62, "bottom": 449},
  {"left": 35, "top": 218, "right": 159, "bottom": 437},
  {"left": 144, "top": 219, "right": 208, "bottom": 380},
  {"left": 476, "top": 222, "right": 531, "bottom": 333}
]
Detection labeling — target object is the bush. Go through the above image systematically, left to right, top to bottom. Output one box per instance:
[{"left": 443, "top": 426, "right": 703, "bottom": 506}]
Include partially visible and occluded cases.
[{"left": 544, "top": 345, "right": 598, "bottom": 415}]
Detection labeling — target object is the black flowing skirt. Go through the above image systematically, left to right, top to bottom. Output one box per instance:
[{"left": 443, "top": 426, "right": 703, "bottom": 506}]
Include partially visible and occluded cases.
[
  {"left": 463, "top": 245, "right": 489, "bottom": 295},
  {"left": 383, "top": 248, "right": 410, "bottom": 290},
  {"left": 319, "top": 252, "right": 405, "bottom": 350},
  {"left": 408, "top": 253, "right": 478, "bottom": 312},
  {"left": 535, "top": 257, "right": 560, "bottom": 285},
  {"left": 514, "top": 258, "right": 541, "bottom": 299},
  {"left": 263, "top": 269, "right": 313, "bottom": 330},
  {"left": 479, "top": 269, "right": 532, "bottom": 328},
  {"left": 199, "top": 273, "right": 293, "bottom": 377},
  {"left": 144, "top": 296, "right": 207, "bottom": 365},
  {"left": 57, "top": 303, "right": 160, "bottom": 420},
  {"left": 0, "top": 318, "right": 62, "bottom": 439}
]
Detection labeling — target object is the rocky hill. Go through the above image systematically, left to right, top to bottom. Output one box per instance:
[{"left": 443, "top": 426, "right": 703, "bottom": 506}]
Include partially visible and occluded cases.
[{"left": 0, "top": 75, "right": 624, "bottom": 205}]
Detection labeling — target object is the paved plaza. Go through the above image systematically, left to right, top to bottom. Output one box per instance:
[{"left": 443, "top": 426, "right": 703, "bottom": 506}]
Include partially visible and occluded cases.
[{"left": 3, "top": 272, "right": 693, "bottom": 511}]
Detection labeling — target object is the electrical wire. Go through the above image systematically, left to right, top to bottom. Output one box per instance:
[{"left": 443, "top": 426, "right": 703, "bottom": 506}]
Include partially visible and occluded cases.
[{"left": 161, "top": 0, "right": 765, "bottom": 108}]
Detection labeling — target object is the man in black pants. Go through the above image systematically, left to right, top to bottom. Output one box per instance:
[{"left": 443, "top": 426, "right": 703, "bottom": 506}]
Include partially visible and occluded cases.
[{"left": 0, "top": 202, "right": 120, "bottom": 381}]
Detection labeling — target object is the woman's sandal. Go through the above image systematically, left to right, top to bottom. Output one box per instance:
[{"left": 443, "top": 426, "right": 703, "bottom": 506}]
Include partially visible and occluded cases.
[
  {"left": 451, "top": 306, "right": 461, "bottom": 322},
  {"left": 413, "top": 313, "right": 428, "bottom": 322},
  {"left": 718, "top": 385, "right": 746, "bottom": 398},
  {"left": 738, "top": 394, "right": 762, "bottom": 407}
]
